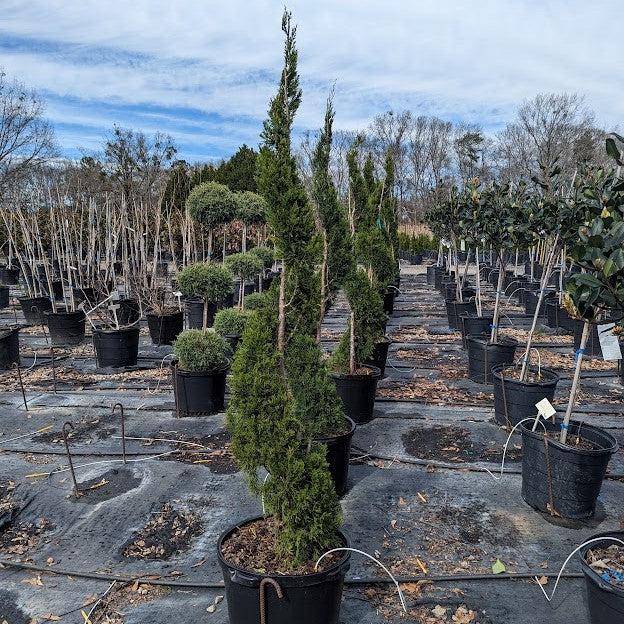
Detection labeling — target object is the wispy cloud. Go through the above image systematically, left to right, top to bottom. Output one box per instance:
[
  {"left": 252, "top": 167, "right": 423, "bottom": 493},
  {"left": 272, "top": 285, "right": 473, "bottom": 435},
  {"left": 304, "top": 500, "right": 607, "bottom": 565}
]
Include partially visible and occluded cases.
[{"left": 1, "top": 0, "right": 621, "bottom": 160}]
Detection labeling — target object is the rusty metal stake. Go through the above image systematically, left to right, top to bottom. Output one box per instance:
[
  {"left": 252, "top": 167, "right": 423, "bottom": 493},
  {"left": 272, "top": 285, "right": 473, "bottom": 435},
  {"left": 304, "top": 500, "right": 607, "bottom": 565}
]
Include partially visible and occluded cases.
[
  {"left": 50, "top": 344, "right": 57, "bottom": 394},
  {"left": 13, "top": 362, "right": 28, "bottom": 411},
  {"left": 112, "top": 403, "right": 126, "bottom": 464},
  {"left": 62, "top": 422, "right": 80, "bottom": 495},
  {"left": 259, "top": 578, "right": 283, "bottom": 624}
]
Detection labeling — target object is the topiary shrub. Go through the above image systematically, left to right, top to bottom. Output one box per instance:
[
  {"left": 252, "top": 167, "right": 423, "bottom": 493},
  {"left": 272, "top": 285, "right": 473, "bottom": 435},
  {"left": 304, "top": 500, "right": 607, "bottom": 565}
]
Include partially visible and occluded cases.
[
  {"left": 249, "top": 246, "right": 274, "bottom": 269},
  {"left": 224, "top": 252, "right": 264, "bottom": 309},
  {"left": 176, "top": 262, "right": 234, "bottom": 303},
  {"left": 243, "top": 292, "right": 268, "bottom": 311},
  {"left": 214, "top": 308, "right": 250, "bottom": 337},
  {"left": 173, "top": 329, "right": 231, "bottom": 372}
]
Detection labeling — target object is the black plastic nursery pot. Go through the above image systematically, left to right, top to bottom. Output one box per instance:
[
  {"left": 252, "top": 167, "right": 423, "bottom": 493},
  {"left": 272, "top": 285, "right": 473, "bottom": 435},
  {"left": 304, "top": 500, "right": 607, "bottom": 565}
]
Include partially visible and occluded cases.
[
  {"left": 0, "top": 265, "right": 19, "bottom": 285},
  {"left": 426, "top": 265, "right": 436, "bottom": 285},
  {"left": 433, "top": 267, "right": 447, "bottom": 289},
  {"left": 517, "top": 279, "right": 540, "bottom": 306},
  {"left": 49, "top": 280, "right": 64, "bottom": 301},
  {"left": 443, "top": 283, "right": 475, "bottom": 302},
  {"left": 0, "top": 286, "right": 9, "bottom": 309},
  {"left": 73, "top": 286, "right": 97, "bottom": 307},
  {"left": 383, "top": 289, "right": 396, "bottom": 315},
  {"left": 524, "top": 289, "right": 554, "bottom": 318},
  {"left": 18, "top": 296, "right": 52, "bottom": 325},
  {"left": 186, "top": 298, "right": 217, "bottom": 329},
  {"left": 117, "top": 299, "right": 141, "bottom": 326},
  {"left": 445, "top": 300, "right": 477, "bottom": 331},
  {"left": 44, "top": 310, "right": 86, "bottom": 347},
  {"left": 146, "top": 311, "right": 184, "bottom": 346},
  {"left": 460, "top": 314, "right": 494, "bottom": 349},
  {"left": 574, "top": 321, "right": 603, "bottom": 358},
  {"left": 92, "top": 326, "right": 140, "bottom": 368},
  {"left": 0, "top": 327, "right": 20, "bottom": 369},
  {"left": 223, "top": 334, "right": 242, "bottom": 353},
  {"left": 466, "top": 336, "right": 518, "bottom": 384},
  {"left": 363, "top": 338, "right": 391, "bottom": 378},
  {"left": 172, "top": 362, "right": 228, "bottom": 416},
  {"left": 331, "top": 365, "right": 381, "bottom": 424},
  {"left": 492, "top": 365, "right": 559, "bottom": 428},
  {"left": 317, "top": 417, "right": 356, "bottom": 496},
  {"left": 521, "top": 419, "right": 618, "bottom": 519},
  {"left": 217, "top": 517, "right": 351, "bottom": 624},
  {"left": 580, "top": 531, "right": 624, "bottom": 623}
]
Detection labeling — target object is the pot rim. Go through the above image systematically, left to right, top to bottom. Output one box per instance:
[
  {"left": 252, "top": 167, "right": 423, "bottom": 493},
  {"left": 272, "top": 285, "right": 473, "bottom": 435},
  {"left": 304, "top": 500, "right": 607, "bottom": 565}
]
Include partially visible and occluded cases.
[
  {"left": 44, "top": 309, "right": 86, "bottom": 319},
  {"left": 146, "top": 310, "right": 184, "bottom": 319},
  {"left": 92, "top": 325, "right": 140, "bottom": 335},
  {"left": 466, "top": 336, "right": 519, "bottom": 348},
  {"left": 171, "top": 358, "right": 230, "bottom": 376},
  {"left": 330, "top": 364, "right": 381, "bottom": 381},
  {"left": 492, "top": 364, "right": 560, "bottom": 386},
  {"left": 315, "top": 416, "right": 356, "bottom": 443},
  {"left": 520, "top": 418, "right": 619, "bottom": 455},
  {"left": 217, "top": 515, "right": 351, "bottom": 584},
  {"left": 579, "top": 530, "right": 624, "bottom": 597}
]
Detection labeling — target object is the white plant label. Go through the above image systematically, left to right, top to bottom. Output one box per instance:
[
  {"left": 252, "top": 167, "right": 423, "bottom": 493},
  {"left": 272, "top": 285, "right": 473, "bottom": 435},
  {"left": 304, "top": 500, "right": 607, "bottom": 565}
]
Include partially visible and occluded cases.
[
  {"left": 597, "top": 323, "right": 622, "bottom": 361},
  {"left": 535, "top": 398, "right": 556, "bottom": 420}
]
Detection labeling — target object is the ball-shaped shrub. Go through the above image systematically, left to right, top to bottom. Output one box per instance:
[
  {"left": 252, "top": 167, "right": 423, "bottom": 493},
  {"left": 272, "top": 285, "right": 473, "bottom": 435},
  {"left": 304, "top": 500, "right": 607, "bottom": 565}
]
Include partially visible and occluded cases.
[
  {"left": 186, "top": 181, "right": 237, "bottom": 229},
  {"left": 235, "top": 191, "right": 267, "bottom": 226},
  {"left": 249, "top": 246, "right": 274, "bottom": 269},
  {"left": 224, "top": 252, "right": 264, "bottom": 281},
  {"left": 176, "top": 263, "right": 234, "bottom": 303},
  {"left": 243, "top": 292, "right": 268, "bottom": 311},
  {"left": 214, "top": 308, "right": 250, "bottom": 337},
  {"left": 173, "top": 329, "right": 231, "bottom": 372}
]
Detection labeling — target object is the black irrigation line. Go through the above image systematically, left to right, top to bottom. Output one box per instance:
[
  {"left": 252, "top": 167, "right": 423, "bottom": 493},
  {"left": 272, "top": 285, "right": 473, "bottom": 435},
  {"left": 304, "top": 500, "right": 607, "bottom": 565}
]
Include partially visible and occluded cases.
[{"left": 0, "top": 558, "right": 583, "bottom": 588}]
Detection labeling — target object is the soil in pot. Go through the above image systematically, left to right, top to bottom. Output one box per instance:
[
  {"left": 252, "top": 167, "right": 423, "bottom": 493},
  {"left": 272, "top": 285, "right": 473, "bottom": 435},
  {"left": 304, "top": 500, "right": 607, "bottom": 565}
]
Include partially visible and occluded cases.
[
  {"left": 18, "top": 296, "right": 52, "bottom": 325},
  {"left": 186, "top": 298, "right": 217, "bottom": 329},
  {"left": 445, "top": 300, "right": 477, "bottom": 331},
  {"left": 44, "top": 310, "right": 86, "bottom": 346},
  {"left": 147, "top": 311, "right": 184, "bottom": 346},
  {"left": 460, "top": 315, "right": 494, "bottom": 349},
  {"left": 92, "top": 326, "right": 140, "bottom": 368},
  {"left": 0, "top": 327, "right": 20, "bottom": 369},
  {"left": 466, "top": 336, "right": 518, "bottom": 384},
  {"left": 363, "top": 338, "right": 392, "bottom": 378},
  {"left": 172, "top": 362, "right": 228, "bottom": 416},
  {"left": 330, "top": 365, "right": 381, "bottom": 424},
  {"left": 492, "top": 365, "right": 559, "bottom": 428},
  {"left": 316, "top": 417, "right": 356, "bottom": 496},
  {"left": 521, "top": 419, "right": 618, "bottom": 519},
  {"left": 218, "top": 516, "right": 350, "bottom": 624},
  {"left": 581, "top": 533, "right": 624, "bottom": 623}
]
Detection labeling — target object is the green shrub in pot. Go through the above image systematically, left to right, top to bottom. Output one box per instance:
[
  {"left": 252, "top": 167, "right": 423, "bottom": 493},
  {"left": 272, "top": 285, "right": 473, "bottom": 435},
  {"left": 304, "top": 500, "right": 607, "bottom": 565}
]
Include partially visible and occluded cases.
[
  {"left": 224, "top": 252, "right": 264, "bottom": 308},
  {"left": 214, "top": 308, "right": 249, "bottom": 339},
  {"left": 172, "top": 329, "right": 231, "bottom": 372}
]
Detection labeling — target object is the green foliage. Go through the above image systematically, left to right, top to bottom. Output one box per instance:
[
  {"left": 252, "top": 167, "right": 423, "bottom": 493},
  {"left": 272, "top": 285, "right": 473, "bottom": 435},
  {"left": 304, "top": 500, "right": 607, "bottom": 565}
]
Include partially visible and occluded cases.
[
  {"left": 216, "top": 145, "right": 258, "bottom": 192},
  {"left": 160, "top": 160, "right": 191, "bottom": 212},
  {"left": 185, "top": 181, "right": 237, "bottom": 229},
  {"left": 235, "top": 191, "right": 267, "bottom": 226},
  {"left": 397, "top": 232, "right": 439, "bottom": 253},
  {"left": 249, "top": 246, "right": 274, "bottom": 268},
  {"left": 224, "top": 252, "right": 264, "bottom": 281},
  {"left": 177, "top": 262, "right": 234, "bottom": 303},
  {"left": 330, "top": 268, "right": 386, "bottom": 373},
  {"left": 244, "top": 291, "right": 269, "bottom": 310},
  {"left": 214, "top": 308, "right": 250, "bottom": 337},
  {"left": 173, "top": 329, "right": 230, "bottom": 372}
]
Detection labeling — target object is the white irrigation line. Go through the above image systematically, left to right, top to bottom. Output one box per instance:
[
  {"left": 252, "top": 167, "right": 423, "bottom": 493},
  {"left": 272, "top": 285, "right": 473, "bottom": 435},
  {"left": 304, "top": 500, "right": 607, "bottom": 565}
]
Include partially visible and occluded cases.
[
  {"left": 1, "top": 424, "right": 53, "bottom": 444},
  {"left": 111, "top": 435, "right": 207, "bottom": 449},
  {"left": 537, "top": 537, "right": 624, "bottom": 603},
  {"left": 315, "top": 548, "right": 407, "bottom": 613},
  {"left": 85, "top": 580, "right": 117, "bottom": 620}
]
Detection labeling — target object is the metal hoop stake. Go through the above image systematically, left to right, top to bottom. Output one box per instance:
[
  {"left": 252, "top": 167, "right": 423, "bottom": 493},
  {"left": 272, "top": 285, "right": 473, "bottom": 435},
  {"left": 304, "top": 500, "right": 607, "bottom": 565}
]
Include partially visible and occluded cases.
[
  {"left": 50, "top": 345, "right": 57, "bottom": 394},
  {"left": 13, "top": 362, "right": 28, "bottom": 411},
  {"left": 112, "top": 403, "right": 126, "bottom": 464},
  {"left": 62, "top": 422, "right": 80, "bottom": 495},
  {"left": 259, "top": 577, "right": 283, "bottom": 624}
]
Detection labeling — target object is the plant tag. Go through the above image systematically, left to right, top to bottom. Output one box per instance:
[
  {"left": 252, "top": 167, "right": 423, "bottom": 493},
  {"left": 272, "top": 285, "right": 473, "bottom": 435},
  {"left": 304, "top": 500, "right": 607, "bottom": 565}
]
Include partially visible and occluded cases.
[
  {"left": 597, "top": 323, "right": 622, "bottom": 361},
  {"left": 535, "top": 398, "right": 556, "bottom": 420}
]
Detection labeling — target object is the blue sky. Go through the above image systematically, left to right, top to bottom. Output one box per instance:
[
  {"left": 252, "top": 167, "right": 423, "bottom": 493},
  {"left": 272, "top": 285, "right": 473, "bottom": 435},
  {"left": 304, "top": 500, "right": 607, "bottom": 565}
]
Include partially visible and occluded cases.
[{"left": 1, "top": 0, "right": 621, "bottom": 163}]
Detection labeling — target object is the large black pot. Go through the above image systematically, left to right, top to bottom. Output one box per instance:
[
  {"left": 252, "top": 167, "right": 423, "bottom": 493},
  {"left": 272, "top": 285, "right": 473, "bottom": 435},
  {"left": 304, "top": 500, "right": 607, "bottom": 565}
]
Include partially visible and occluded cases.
[
  {"left": 426, "top": 265, "right": 436, "bottom": 285},
  {"left": 0, "top": 266, "right": 19, "bottom": 285},
  {"left": 433, "top": 267, "right": 447, "bottom": 289},
  {"left": 517, "top": 279, "right": 540, "bottom": 306},
  {"left": 443, "top": 283, "right": 475, "bottom": 302},
  {"left": 0, "top": 286, "right": 9, "bottom": 309},
  {"left": 73, "top": 287, "right": 97, "bottom": 307},
  {"left": 383, "top": 289, "right": 396, "bottom": 315},
  {"left": 524, "top": 289, "right": 555, "bottom": 318},
  {"left": 18, "top": 296, "right": 52, "bottom": 325},
  {"left": 186, "top": 298, "right": 217, "bottom": 329},
  {"left": 117, "top": 299, "right": 141, "bottom": 326},
  {"left": 445, "top": 300, "right": 477, "bottom": 331},
  {"left": 44, "top": 310, "right": 86, "bottom": 346},
  {"left": 147, "top": 311, "right": 184, "bottom": 346},
  {"left": 460, "top": 314, "right": 493, "bottom": 349},
  {"left": 574, "top": 321, "right": 603, "bottom": 358},
  {"left": 92, "top": 326, "right": 140, "bottom": 368},
  {"left": 0, "top": 327, "right": 19, "bottom": 369},
  {"left": 466, "top": 337, "right": 518, "bottom": 384},
  {"left": 363, "top": 338, "right": 391, "bottom": 378},
  {"left": 172, "top": 363, "right": 228, "bottom": 416},
  {"left": 492, "top": 365, "right": 559, "bottom": 428},
  {"left": 331, "top": 366, "right": 381, "bottom": 424},
  {"left": 317, "top": 417, "right": 356, "bottom": 496},
  {"left": 521, "top": 419, "right": 618, "bottom": 519},
  {"left": 218, "top": 517, "right": 350, "bottom": 624},
  {"left": 580, "top": 531, "right": 624, "bottom": 623}
]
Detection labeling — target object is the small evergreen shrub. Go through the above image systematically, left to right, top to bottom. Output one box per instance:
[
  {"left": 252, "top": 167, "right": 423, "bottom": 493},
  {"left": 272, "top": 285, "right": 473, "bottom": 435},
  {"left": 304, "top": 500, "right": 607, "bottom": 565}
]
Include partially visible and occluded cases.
[
  {"left": 185, "top": 181, "right": 237, "bottom": 229},
  {"left": 235, "top": 191, "right": 267, "bottom": 226},
  {"left": 249, "top": 246, "right": 274, "bottom": 268},
  {"left": 224, "top": 252, "right": 264, "bottom": 281},
  {"left": 177, "top": 263, "right": 234, "bottom": 303},
  {"left": 244, "top": 292, "right": 268, "bottom": 310},
  {"left": 214, "top": 308, "right": 250, "bottom": 337},
  {"left": 173, "top": 329, "right": 231, "bottom": 372}
]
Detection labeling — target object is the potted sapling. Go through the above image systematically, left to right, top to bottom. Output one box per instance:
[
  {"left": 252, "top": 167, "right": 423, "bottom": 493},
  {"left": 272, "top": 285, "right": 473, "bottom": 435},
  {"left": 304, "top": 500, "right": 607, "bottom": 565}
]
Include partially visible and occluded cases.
[
  {"left": 219, "top": 14, "right": 351, "bottom": 623},
  {"left": 520, "top": 148, "right": 622, "bottom": 520},
  {"left": 465, "top": 181, "right": 521, "bottom": 383},
  {"left": 234, "top": 191, "right": 267, "bottom": 253},
  {"left": 248, "top": 245, "right": 275, "bottom": 291},
  {"left": 224, "top": 251, "right": 264, "bottom": 308},
  {"left": 176, "top": 262, "right": 234, "bottom": 329},
  {"left": 137, "top": 282, "right": 184, "bottom": 346},
  {"left": 213, "top": 307, "right": 250, "bottom": 352},
  {"left": 171, "top": 329, "right": 231, "bottom": 416}
]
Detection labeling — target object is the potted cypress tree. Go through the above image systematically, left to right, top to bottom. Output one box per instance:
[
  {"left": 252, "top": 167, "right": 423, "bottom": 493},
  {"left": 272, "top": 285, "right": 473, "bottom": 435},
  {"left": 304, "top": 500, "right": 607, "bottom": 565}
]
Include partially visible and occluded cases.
[
  {"left": 220, "top": 13, "right": 351, "bottom": 623},
  {"left": 520, "top": 147, "right": 623, "bottom": 520},
  {"left": 224, "top": 251, "right": 264, "bottom": 308},
  {"left": 176, "top": 262, "right": 234, "bottom": 329},
  {"left": 213, "top": 307, "right": 249, "bottom": 352},
  {"left": 171, "top": 329, "right": 231, "bottom": 416}
]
